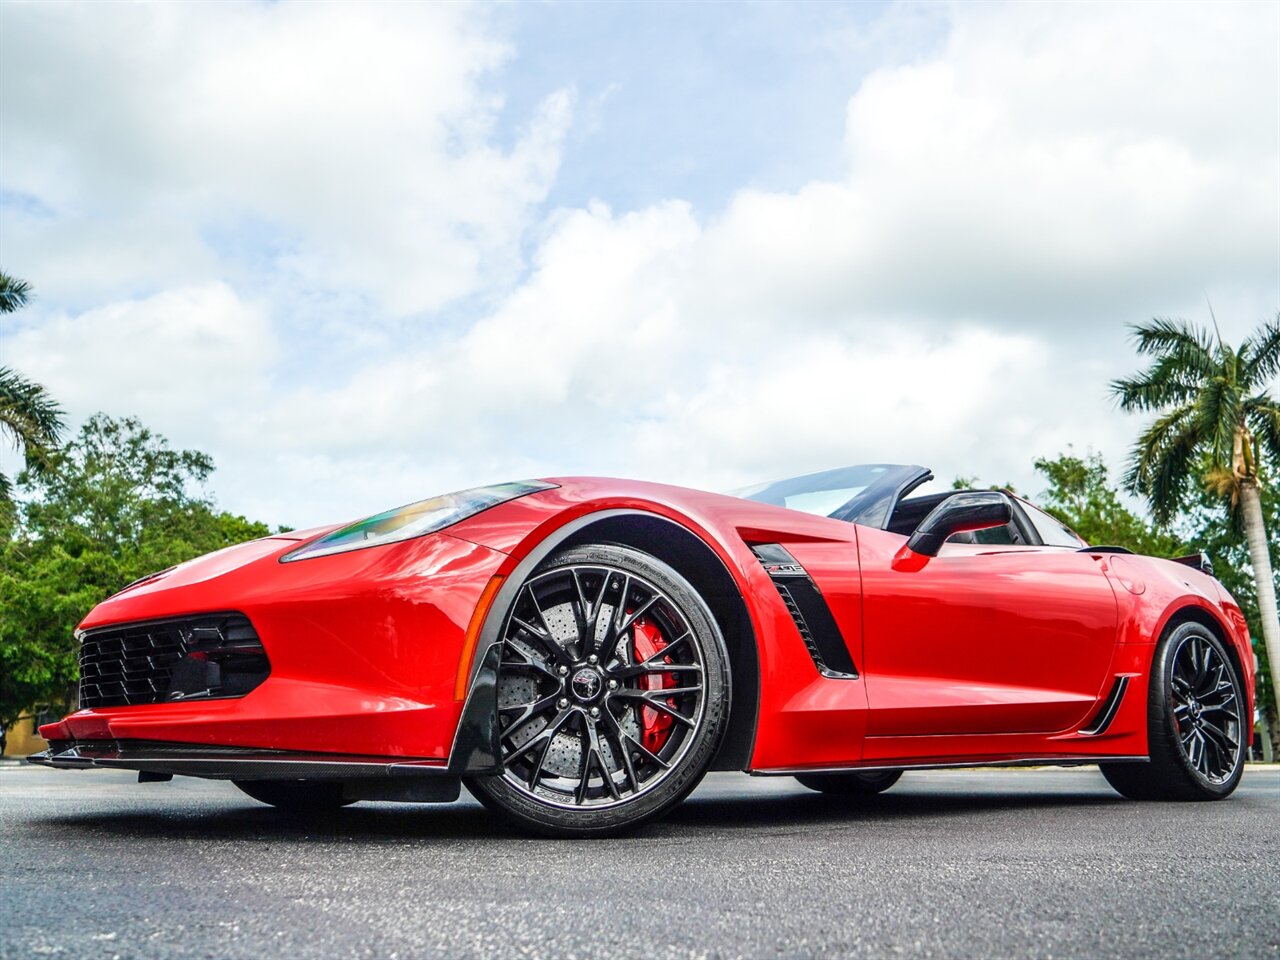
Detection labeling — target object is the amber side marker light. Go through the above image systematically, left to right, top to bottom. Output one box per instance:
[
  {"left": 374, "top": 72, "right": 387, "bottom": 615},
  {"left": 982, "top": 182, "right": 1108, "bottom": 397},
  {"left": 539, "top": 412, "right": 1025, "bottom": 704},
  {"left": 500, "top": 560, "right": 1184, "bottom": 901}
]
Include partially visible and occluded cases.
[{"left": 454, "top": 575, "right": 506, "bottom": 700}]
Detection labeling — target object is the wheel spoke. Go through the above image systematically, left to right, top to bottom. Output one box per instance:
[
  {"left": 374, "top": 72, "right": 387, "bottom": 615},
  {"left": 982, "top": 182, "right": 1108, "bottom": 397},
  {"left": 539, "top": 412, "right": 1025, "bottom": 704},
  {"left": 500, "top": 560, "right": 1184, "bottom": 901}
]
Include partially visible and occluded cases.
[
  {"left": 569, "top": 568, "right": 611, "bottom": 654},
  {"left": 511, "top": 594, "right": 574, "bottom": 667},
  {"left": 607, "top": 594, "right": 659, "bottom": 658},
  {"left": 611, "top": 631, "right": 696, "bottom": 679},
  {"left": 500, "top": 641, "right": 561, "bottom": 683},
  {"left": 614, "top": 661, "right": 703, "bottom": 680},
  {"left": 612, "top": 687, "right": 700, "bottom": 728},
  {"left": 499, "top": 692, "right": 562, "bottom": 737},
  {"left": 1200, "top": 692, "right": 1238, "bottom": 715},
  {"left": 599, "top": 706, "right": 671, "bottom": 770},
  {"left": 505, "top": 707, "right": 572, "bottom": 767},
  {"left": 596, "top": 712, "right": 642, "bottom": 794},
  {"left": 582, "top": 716, "right": 621, "bottom": 802},
  {"left": 1200, "top": 718, "right": 1237, "bottom": 749},
  {"left": 1185, "top": 731, "right": 1202, "bottom": 774}
]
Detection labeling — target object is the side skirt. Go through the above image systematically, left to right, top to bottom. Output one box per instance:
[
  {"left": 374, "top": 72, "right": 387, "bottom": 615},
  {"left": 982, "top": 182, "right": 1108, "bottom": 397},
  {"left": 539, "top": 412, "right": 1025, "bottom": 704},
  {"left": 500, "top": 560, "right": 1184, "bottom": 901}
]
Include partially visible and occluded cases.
[{"left": 749, "top": 755, "right": 1150, "bottom": 776}]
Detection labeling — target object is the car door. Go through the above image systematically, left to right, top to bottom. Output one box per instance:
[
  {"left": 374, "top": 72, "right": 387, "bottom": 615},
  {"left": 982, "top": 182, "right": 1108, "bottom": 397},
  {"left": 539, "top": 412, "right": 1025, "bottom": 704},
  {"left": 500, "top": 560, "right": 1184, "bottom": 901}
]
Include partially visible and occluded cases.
[{"left": 856, "top": 517, "right": 1121, "bottom": 740}]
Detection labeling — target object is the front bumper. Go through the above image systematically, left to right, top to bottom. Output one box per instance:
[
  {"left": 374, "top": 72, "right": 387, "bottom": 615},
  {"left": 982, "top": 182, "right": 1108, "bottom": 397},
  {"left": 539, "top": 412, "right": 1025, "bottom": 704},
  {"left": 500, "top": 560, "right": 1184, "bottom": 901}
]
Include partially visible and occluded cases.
[{"left": 43, "top": 531, "right": 510, "bottom": 763}]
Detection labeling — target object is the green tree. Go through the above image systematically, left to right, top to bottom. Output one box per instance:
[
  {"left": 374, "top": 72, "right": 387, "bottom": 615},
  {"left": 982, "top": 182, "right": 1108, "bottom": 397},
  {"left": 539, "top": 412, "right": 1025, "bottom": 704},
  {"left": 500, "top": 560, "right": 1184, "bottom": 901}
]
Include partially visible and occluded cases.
[
  {"left": 0, "top": 272, "right": 66, "bottom": 509},
  {"left": 1111, "top": 314, "right": 1280, "bottom": 751},
  {"left": 0, "top": 414, "right": 274, "bottom": 730},
  {"left": 1033, "top": 450, "right": 1183, "bottom": 556}
]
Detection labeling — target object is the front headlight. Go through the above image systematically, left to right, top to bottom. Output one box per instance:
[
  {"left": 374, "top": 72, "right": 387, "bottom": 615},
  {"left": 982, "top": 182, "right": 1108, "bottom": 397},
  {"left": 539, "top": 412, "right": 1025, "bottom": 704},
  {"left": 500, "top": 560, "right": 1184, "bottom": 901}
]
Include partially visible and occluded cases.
[{"left": 280, "top": 480, "right": 556, "bottom": 562}]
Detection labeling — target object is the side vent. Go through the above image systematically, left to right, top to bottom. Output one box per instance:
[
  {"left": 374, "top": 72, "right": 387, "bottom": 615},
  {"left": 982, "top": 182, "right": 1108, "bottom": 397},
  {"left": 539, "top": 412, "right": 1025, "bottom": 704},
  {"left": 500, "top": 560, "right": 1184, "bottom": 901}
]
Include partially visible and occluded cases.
[
  {"left": 751, "top": 544, "right": 858, "bottom": 679},
  {"left": 1079, "top": 676, "right": 1129, "bottom": 735}
]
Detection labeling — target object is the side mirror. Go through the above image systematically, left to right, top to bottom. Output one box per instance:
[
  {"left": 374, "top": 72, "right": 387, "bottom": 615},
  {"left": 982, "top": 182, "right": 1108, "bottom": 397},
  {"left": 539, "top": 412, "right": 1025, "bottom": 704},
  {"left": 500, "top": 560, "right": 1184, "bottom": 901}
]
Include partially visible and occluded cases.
[{"left": 906, "top": 491, "right": 1012, "bottom": 557}]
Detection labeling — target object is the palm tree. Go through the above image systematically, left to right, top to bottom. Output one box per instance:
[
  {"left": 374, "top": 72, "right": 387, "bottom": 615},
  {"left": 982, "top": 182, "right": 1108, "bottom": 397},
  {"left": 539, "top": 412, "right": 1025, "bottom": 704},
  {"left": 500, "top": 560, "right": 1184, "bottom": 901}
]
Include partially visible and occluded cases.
[
  {"left": 0, "top": 272, "right": 65, "bottom": 509},
  {"left": 1112, "top": 314, "right": 1280, "bottom": 750}
]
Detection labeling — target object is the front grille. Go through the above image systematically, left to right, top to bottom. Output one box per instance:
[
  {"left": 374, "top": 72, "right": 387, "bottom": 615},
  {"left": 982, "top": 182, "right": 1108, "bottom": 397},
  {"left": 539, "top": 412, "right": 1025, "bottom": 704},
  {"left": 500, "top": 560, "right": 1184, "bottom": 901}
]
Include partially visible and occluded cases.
[{"left": 79, "top": 613, "right": 269, "bottom": 709}]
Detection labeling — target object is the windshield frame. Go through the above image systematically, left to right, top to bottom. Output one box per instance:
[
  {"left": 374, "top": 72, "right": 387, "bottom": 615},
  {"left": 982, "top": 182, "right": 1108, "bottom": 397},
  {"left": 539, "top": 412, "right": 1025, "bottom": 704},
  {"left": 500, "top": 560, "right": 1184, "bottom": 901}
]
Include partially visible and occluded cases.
[{"left": 737, "top": 463, "right": 933, "bottom": 529}]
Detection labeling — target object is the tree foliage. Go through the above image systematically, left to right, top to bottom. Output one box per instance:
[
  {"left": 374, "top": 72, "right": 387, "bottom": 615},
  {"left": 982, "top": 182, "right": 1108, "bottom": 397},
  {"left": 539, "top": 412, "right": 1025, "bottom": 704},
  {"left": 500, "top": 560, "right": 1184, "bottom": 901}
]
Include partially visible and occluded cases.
[
  {"left": 0, "top": 273, "right": 65, "bottom": 512},
  {"left": 0, "top": 414, "right": 274, "bottom": 729},
  {"left": 1033, "top": 450, "right": 1184, "bottom": 556}
]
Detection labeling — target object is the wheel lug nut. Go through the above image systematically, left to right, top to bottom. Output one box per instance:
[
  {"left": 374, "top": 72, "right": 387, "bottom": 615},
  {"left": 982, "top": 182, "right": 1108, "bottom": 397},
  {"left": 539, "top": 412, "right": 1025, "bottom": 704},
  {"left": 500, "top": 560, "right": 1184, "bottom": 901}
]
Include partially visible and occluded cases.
[
  {"left": 588, "top": 654, "right": 598, "bottom": 665},
  {"left": 558, "top": 665, "right": 568, "bottom": 676},
  {"left": 608, "top": 679, "right": 618, "bottom": 689},
  {"left": 558, "top": 698, "right": 568, "bottom": 709},
  {"left": 589, "top": 707, "right": 600, "bottom": 718}
]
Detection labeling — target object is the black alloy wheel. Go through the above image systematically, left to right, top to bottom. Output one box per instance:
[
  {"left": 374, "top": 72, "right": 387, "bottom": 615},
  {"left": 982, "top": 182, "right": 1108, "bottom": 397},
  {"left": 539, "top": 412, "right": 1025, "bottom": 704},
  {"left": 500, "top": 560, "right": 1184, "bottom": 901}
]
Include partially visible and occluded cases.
[
  {"left": 465, "top": 543, "right": 730, "bottom": 836},
  {"left": 1101, "top": 620, "right": 1245, "bottom": 801},
  {"left": 795, "top": 769, "right": 903, "bottom": 796}
]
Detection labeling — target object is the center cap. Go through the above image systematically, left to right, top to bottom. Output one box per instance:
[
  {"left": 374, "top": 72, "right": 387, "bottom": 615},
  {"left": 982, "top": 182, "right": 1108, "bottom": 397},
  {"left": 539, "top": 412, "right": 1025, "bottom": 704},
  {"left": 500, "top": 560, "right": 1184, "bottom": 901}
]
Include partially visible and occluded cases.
[{"left": 570, "top": 667, "right": 603, "bottom": 702}]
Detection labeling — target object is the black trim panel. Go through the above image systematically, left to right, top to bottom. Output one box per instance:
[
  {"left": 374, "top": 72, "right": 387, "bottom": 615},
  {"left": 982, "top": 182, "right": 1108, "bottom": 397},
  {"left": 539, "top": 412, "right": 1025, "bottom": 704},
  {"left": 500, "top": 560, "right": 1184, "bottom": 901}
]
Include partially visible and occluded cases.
[
  {"left": 751, "top": 544, "right": 857, "bottom": 679},
  {"left": 1079, "top": 676, "right": 1129, "bottom": 736}
]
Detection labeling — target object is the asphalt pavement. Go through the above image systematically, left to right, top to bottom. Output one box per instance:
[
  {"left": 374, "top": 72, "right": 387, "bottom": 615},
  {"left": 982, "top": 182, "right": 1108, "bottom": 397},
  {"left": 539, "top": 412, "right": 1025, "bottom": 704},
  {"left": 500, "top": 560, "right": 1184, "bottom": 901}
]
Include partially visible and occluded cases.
[{"left": 1, "top": 763, "right": 1277, "bottom": 959}]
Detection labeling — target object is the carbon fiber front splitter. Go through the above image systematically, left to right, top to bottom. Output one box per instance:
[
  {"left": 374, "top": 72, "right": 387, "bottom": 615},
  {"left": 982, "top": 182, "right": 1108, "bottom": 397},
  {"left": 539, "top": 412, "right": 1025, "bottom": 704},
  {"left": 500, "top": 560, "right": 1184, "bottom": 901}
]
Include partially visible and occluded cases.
[{"left": 29, "top": 739, "right": 462, "bottom": 802}]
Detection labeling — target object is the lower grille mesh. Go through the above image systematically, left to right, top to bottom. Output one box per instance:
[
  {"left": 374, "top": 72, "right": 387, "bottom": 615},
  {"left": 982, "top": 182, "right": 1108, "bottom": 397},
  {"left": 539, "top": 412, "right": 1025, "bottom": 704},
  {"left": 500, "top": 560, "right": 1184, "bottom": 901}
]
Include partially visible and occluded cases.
[{"left": 79, "top": 613, "right": 266, "bottom": 709}]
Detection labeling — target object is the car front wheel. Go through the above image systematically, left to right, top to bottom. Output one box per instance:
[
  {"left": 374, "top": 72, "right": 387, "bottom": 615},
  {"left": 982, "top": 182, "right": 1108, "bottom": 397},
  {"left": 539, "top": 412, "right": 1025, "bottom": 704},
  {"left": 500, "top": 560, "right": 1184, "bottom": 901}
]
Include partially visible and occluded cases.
[{"left": 465, "top": 543, "right": 730, "bottom": 837}]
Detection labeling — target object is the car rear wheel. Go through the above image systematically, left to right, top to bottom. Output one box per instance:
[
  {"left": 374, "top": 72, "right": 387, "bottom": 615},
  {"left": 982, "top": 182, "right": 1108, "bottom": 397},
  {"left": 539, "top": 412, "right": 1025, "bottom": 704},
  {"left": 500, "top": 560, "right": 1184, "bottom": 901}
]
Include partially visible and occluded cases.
[
  {"left": 465, "top": 543, "right": 730, "bottom": 837},
  {"left": 1100, "top": 621, "right": 1245, "bottom": 801},
  {"left": 795, "top": 769, "right": 903, "bottom": 795},
  {"left": 233, "top": 779, "right": 356, "bottom": 812}
]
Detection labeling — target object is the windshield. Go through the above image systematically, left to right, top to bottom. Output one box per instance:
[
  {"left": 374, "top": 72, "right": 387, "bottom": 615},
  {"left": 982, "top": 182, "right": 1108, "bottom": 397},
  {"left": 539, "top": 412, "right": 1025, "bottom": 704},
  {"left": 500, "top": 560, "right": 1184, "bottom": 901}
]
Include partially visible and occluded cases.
[{"left": 735, "top": 464, "right": 931, "bottom": 528}]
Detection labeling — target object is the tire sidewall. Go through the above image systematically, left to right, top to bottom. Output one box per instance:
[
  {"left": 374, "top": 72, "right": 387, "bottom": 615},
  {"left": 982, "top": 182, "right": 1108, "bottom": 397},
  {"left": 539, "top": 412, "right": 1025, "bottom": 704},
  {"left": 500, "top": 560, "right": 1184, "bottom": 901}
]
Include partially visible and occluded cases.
[{"left": 467, "top": 543, "right": 731, "bottom": 837}]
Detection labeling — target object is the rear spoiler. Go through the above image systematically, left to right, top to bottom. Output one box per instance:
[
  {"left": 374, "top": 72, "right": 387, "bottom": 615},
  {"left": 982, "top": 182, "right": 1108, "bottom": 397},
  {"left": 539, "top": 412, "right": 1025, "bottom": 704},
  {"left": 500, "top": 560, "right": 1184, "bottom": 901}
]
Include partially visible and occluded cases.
[{"left": 1171, "top": 552, "right": 1214, "bottom": 576}]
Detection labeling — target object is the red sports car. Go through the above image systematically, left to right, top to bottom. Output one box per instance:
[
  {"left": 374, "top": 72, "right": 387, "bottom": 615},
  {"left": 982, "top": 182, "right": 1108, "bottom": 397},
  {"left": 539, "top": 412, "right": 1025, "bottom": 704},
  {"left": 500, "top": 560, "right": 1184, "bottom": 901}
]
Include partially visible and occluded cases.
[{"left": 32, "top": 464, "right": 1255, "bottom": 836}]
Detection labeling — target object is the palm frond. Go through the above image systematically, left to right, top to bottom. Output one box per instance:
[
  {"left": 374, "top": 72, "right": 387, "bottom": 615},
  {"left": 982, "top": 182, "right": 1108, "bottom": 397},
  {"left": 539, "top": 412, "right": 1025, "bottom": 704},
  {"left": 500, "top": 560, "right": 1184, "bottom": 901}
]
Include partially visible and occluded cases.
[
  {"left": 0, "top": 272, "right": 32, "bottom": 314},
  {"left": 1242, "top": 314, "right": 1280, "bottom": 389},
  {"left": 1129, "top": 317, "right": 1218, "bottom": 370},
  {"left": 1111, "top": 318, "right": 1222, "bottom": 413},
  {"left": 1110, "top": 358, "right": 1202, "bottom": 412},
  {"left": 0, "top": 366, "right": 65, "bottom": 471},
  {"left": 1191, "top": 371, "right": 1241, "bottom": 468},
  {"left": 1248, "top": 398, "right": 1280, "bottom": 475},
  {"left": 1122, "top": 401, "right": 1201, "bottom": 523}
]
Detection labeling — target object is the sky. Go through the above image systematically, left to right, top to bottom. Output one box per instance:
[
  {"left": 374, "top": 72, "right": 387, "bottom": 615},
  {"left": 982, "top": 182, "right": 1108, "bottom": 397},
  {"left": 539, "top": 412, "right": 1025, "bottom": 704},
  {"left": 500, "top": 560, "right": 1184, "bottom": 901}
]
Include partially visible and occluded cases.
[{"left": 1, "top": 0, "right": 1277, "bottom": 529}]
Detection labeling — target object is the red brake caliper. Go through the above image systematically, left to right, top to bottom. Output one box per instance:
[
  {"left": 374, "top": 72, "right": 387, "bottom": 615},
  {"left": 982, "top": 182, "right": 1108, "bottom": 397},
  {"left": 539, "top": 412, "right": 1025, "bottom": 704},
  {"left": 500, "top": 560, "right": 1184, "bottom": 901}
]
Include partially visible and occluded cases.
[{"left": 630, "top": 616, "right": 675, "bottom": 754}]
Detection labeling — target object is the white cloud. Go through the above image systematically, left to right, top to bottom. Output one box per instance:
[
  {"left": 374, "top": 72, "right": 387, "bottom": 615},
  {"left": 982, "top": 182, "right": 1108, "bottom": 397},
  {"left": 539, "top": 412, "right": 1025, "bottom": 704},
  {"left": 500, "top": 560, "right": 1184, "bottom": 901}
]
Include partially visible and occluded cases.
[
  {"left": 0, "top": 1, "right": 570, "bottom": 314},
  {"left": 2, "top": 1, "right": 1276, "bottom": 527},
  {"left": 7, "top": 284, "right": 275, "bottom": 441}
]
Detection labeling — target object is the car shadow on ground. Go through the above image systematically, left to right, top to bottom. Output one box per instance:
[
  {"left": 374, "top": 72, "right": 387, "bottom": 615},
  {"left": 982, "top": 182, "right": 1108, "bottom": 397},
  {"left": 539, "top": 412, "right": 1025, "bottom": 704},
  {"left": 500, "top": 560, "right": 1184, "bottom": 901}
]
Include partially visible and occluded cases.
[{"left": 35, "top": 783, "right": 1126, "bottom": 844}]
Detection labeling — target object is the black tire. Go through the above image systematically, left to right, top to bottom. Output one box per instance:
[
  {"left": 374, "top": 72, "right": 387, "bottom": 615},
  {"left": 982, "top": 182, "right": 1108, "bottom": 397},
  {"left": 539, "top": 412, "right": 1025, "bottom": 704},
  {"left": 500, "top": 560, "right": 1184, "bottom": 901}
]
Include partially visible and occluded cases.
[
  {"left": 465, "top": 543, "right": 730, "bottom": 837},
  {"left": 1100, "top": 620, "right": 1245, "bottom": 801},
  {"left": 795, "top": 769, "right": 903, "bottom": 795},
  {"left": 233, "top": 779, "right": 356, "bottom": 812}
]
